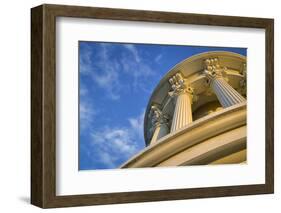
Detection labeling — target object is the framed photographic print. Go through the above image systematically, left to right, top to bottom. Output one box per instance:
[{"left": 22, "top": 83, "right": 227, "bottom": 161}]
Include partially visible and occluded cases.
[{"left": 31, "top": 4, "right": 274, "bottom": 208}]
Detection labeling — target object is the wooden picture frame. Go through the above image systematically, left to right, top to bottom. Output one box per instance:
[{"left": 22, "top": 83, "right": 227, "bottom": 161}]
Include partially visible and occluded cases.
[{"left": 31, "top": 4, "right": 274, "bottom": 208}]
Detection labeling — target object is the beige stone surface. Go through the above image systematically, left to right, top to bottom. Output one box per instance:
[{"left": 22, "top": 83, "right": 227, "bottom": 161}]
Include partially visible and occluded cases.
[
  {"left": 121, "top": 51, "right": 247, "bottom": 168},
  {"left": 144, "top": 51, "right": 246, "bottom": 146},
  {"left": 121, "top": 103, "right": 246, "bottom": 168},
  {"left": 157, "top": 126, "right": 246, "bottom": 166},
  {"left": 210, "top": 149, "right": 247, "bottom": 165}
]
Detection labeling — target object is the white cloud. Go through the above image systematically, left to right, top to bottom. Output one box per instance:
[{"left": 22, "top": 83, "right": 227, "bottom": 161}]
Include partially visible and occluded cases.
[
  {"left": 80, "top": 42, "right": 156, "bottom": 99},
  {"left": 80, "top": 43, "right": 122, "bottom": 100},
  {"left": 79, "top": 44, "right": 92, "bottom": 75},
  {"left": 123, "top": 44, "right": 141, "bottom": 63},
  {"left": 91, "top": 45, "right": 122, "bottom": 100},
  {"left": 120, "top": 54, "right": 154, "bottom": 92},
  {"left": 155, "top": 54, "right": 163, "bottom": 63},
  {"left": 80, "top": 87, "right": 88, "bottom": 96},
  {"left": 80, "top": 101, "right": 96, "bottom": 130},
  {"left": 128, "top": 110, "right": 145, "bottom": 138},
  {"left": 90, "top": 111, "right": 145, "bottom": 167},
  {"left": 91, "top": 127, "right": 137, "bottom": 157},
  {"left": 98, "top": 152, "right": 116, "bottom": 168}
]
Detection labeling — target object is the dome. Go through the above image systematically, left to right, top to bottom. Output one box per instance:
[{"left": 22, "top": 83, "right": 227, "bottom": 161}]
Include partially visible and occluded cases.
[
  {"left": 121, "top": 51, "right": 247, "bottom": 168},
  {"left": 144, "top": 51, "right": 246, "bottom": 146}
]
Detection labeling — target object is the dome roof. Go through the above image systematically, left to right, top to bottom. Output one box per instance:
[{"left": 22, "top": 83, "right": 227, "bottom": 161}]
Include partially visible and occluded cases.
[{"left": 143, "top": 51, "right": 246, "bottom": 145}]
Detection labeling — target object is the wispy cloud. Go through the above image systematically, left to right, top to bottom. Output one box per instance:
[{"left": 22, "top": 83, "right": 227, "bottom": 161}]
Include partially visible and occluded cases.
[
  {"left": 78, "top": 42, "right": 161, "bottom": 169},
  {"left": 79, "top": 42, "right": 156, "bottom": 100},
  {"left": 79, "top": 43, "right": 248, "bottom": 170},
  {"left": 80, "top": 43, "right": 122, "bottom": 100},
  {"left": 123, "top": 44, "right": 141, "bottom": 62},
  {"left": 120, "top": 50, "right": 155, "bottom": 92},
  {"left": 155, "top": 54, "right": 163, "bottom": 63},
  {"left": 80, "top": 100, "right": 96, "bottom": 131},
  {"left": 128, "top": 110, "right": 145, "bottom": 138},
  {"left": 89, "top": 111, "right": 145, "bottom": 168},
  {"left": 92, "top": 128, "right": 137, "bottom": 155}
]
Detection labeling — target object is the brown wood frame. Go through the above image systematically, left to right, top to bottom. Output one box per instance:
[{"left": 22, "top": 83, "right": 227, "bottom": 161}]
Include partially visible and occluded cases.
[{"left": 31, "top": 4, "right": 274, "bottom": 208}]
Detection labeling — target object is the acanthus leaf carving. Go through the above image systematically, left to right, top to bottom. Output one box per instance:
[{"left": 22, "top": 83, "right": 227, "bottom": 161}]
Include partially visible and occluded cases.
[
  {"left": 203, "top": 57, "right": 227, "bottom": 81},
  {"left": 168, "top": 72, "right": 198, "bottom": 103},
  {"left": 149, "top": 105, "right": 169, "bottom": 130}
]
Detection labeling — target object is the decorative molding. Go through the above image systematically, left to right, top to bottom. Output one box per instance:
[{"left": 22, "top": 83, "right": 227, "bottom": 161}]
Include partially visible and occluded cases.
[
  {"left": 203, "top": 57, "right": 227, "bottom": 81},
  {"left": 239, "top": 63, "right": 247, "bottom": 96},
  {"left": 168, "top": 72, "right": 197, "bottom": 102},
  {"left": 122, "top": 103, "right": 247, "bottom": 168},
  {"left": 149, "top": 105, "right": 169, "bottom": 129},
  {"left": 149, "top": 105, "right": 170, "bottom": 145}
]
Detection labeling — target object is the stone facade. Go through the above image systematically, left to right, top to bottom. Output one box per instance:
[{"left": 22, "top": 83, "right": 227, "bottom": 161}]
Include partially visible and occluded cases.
[{"left": 121, "top": 51, "right": 247, "bottom": 168}]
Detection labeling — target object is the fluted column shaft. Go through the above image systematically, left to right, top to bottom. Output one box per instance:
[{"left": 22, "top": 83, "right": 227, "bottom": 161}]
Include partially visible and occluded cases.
[
  {"left": 204, "top": 57, "right": 246, "bottom": 108},
  {"left": 168, "top": 72, "right": 195, "bottom": 133},
  {"left": 211, "top": 77, "right": 246, "bottom": 108},
  {"left": 171, "top": 92, "right": 193, "bottom": 132},
  {"left": 149, "top": 106, "right": 169, "bottom": 145},
  {"left": 150, "top": 122, "right": 169, "bottom": 145}
]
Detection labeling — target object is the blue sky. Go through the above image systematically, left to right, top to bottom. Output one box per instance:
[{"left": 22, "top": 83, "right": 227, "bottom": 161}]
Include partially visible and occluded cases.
[{"left": 79, "top": 41, "right": 246, "bottom": 170}]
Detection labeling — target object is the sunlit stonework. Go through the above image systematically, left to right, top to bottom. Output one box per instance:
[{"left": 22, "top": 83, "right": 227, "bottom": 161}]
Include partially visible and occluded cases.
[{"left": 121, "top": 51, "right": 247, "bottom": 168}]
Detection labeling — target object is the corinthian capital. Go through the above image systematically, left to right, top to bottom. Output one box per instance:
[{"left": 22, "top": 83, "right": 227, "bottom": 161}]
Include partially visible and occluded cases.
[
  {"left": 203, "top": 57, "right": 227, "bottom": 80},
  {"left": 239, "top": 63, "right": 247, "bottom": 95},
  {"left": 240, "top": 63, "right": 247, "bottom": 77},
  {"left": 168, "top": 72, "right": 192, "bottom": 94},
  {"left": 168, "top": 72, "right": 197, "bottom": 102},
  {"left": 169, "top": 72, "right": 185, "bottom": 92},
  {"left": 149, "top": 105, "right": 169, "bottom": 128}
]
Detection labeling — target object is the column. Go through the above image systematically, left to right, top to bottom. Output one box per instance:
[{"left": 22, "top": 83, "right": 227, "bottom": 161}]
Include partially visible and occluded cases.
[
  {"left": 204, "top": 58, "right": 246, "bottom": 108},
  {"left": 239, "top": 63, "right": 247, "bottom": 96},
  {"left": 168, "top": 72, "right": 194, "bottom": 132},
  {"left": 149, "top": 106, "right": 169, "bottom": 145}
]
